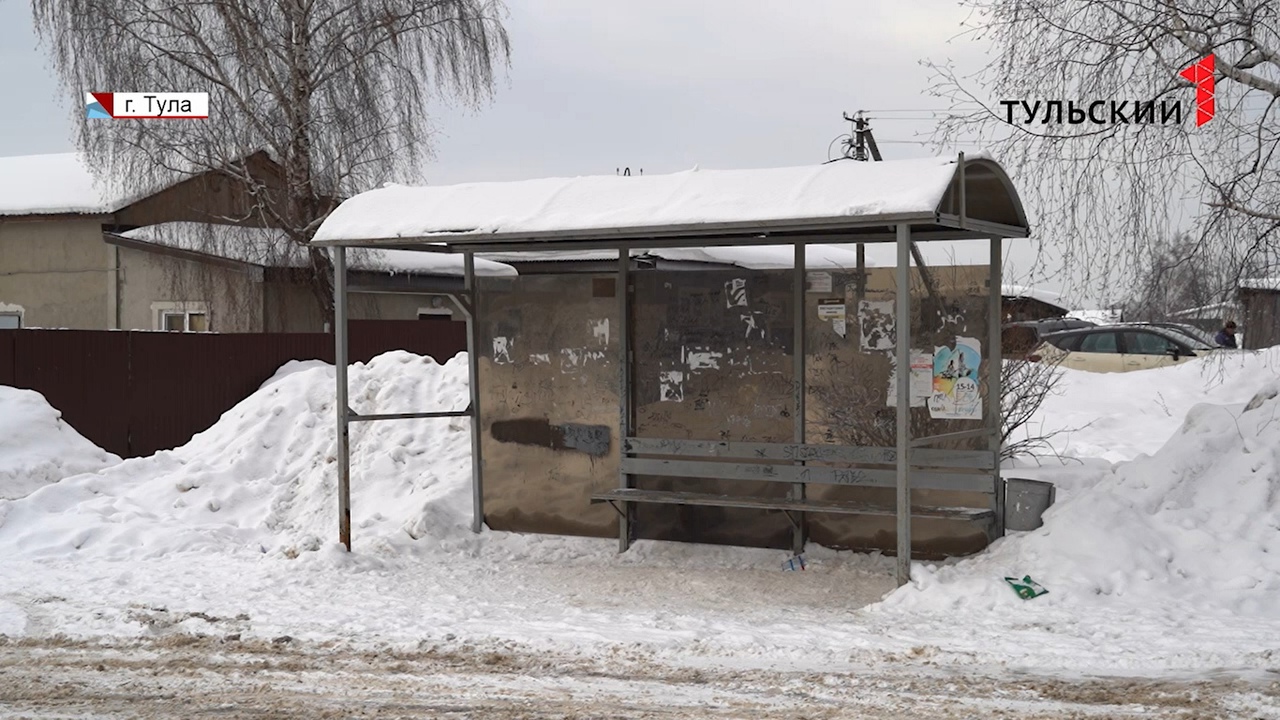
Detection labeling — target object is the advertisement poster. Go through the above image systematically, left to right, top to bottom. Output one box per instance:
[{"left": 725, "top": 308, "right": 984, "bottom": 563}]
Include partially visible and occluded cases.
[{"left": 928, "top": 336, "right": 983, "bottom": 420}]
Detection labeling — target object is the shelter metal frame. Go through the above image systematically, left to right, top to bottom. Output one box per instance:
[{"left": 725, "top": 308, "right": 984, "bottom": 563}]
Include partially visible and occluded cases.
[{"left": 316, "top": 154, "right": 1027, "bottom": 587}]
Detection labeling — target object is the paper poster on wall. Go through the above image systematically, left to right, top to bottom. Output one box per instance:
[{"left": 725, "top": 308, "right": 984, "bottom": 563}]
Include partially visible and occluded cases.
[
  {"left": 806, "top": 271, "right": 832, "bottom": 293},
  {"left": 858, "top": 300, "right": 895, "bottom": 352},
  {"left": 928, "top": 336, "right": 983, "bottom": 420},
  {"left": 887, "top": 350, "right": 931, "bottom": 407}
]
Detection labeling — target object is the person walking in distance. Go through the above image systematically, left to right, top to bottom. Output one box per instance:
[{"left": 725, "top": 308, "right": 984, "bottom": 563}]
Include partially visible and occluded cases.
[{"left": 1215, "top": 321, "right": 1239, "bottom": 349}]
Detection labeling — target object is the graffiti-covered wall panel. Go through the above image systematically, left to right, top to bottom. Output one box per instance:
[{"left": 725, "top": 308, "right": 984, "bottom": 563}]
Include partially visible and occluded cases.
[
  {"left": 631, "top": 271, "right": 797, "bottom": 548},
  {"left": 477, "top": 274, "right": 620, "bottom": 537}
]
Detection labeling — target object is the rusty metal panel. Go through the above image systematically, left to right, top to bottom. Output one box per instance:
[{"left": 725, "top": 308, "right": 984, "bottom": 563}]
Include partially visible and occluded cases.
[
  {"left": 476, "top": 274, "right": 621, "bottom": 538},
  {"left": 11, "top": 329, "right": 131, "bottom": 457}
]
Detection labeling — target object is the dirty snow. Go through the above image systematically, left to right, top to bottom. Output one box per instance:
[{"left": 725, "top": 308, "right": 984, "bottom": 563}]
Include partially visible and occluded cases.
[
  {"left": 1, "top": 347, "right": 1280, "bottom": 714},
  {"left": 0, "top": 386, "right": 121, "bottom": 500}
]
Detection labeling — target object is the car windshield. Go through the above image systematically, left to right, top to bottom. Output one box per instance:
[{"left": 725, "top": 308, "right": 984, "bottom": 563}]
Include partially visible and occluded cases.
[{"left": 1152, "top": 325, "right": 1216, "bottom": 349}]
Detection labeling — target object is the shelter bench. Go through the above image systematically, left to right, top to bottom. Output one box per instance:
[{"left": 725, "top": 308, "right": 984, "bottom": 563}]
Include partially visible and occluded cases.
[{"left": 591, "top": 437, "right": 999, "bottom": 551}]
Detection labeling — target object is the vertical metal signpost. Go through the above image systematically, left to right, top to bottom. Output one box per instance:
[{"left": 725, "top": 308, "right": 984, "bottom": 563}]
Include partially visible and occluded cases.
[
  {"left": 894, "top": 223, "right": 912, "bottom": 586},
  {"left": 988, "top": 235, "right": 1004, "bottom": 537},
  {"left": 791, "top": 241, "right": 806, "bottom": 556},
  {"left": 334, "top": 245, "right": 352, "bottom": 551},
  {"left": 617, "top": 248, "right": 633, "bottom": 552},
  {"left": 465, "top": 252, "right": 485, "bottom": 534}
]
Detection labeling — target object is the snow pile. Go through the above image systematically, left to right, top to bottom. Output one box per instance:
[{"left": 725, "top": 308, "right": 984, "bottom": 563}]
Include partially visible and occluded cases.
[
  {"left": 1017, "top": 348, "right": 1280, "bottom": 463},
  {"left": 0, "top": 352, "right": 473, "bottom": 559},
  {"left": 885, "top": 368, "right": 1280, "bottom": 619},
  {"left": 0, "top": 386, "right": 121, "bottom": 500}
]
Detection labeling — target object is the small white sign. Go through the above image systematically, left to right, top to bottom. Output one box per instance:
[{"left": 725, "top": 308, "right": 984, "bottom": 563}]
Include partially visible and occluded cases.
[
  {"left": 806, "top": 271, "right": 832, "bottom": 293},
  {"left": 816, "top": 299, "right": 845, "bottom": 321}
]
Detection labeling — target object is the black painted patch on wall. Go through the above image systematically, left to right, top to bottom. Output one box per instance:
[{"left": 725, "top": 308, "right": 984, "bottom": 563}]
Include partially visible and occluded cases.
[{"left": 490, "top": 418, "right": 612, "bottom": 457}]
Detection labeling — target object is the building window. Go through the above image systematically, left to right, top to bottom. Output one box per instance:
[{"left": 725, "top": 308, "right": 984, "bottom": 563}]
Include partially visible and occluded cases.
[
  {"left": 152, "top": 302, "right": 210, "bottom": 332},
  {"left": 161, "top": 311, "right": 209, "bottom": 332},
  {"left": 0, "top": 312, "right": 20, "bottom": 329}
]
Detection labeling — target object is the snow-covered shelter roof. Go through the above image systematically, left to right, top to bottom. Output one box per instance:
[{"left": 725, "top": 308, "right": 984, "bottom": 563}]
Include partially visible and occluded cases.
[
  {"left": 0, "top": 153, "right": 124, "bottom": 216},
  {"left": 313, "top": 154, "right": 1029, "bottom": 251},
  {"left": 112, "top": 223, "right": 516, "bottom": 277},
  {"left": 1001, "top": 284, "right": 1068, "bottom": 313}
]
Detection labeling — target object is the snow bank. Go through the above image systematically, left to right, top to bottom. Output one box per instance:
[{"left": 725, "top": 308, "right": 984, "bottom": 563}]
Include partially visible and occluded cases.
[
  {"left": 1016, "top": 348, "right": 1280, "bottom": 463},
  {"left": 0, "top": 352, "right": 473, "bottom": 558},
  {"left": 884, "top": 361, "right": 1280, "bottom": 620},
  {"left": 0, "top": 386, "right": 121, "bottom": 500}
]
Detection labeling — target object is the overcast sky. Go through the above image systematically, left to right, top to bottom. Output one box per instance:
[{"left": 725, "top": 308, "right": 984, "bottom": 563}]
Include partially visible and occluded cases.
[{"left": 0, "top": 1, "right": 1078, "bottom": 301}]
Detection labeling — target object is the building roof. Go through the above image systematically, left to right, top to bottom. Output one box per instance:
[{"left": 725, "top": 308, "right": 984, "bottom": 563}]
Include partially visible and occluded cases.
[
  {"left": 0, "top": 153, "right": 127, "bottom": 216},
  {"left": 312, "top": 154, "right": 1029, "bottom": 249},
  {"left": 112, "top": 223, "right": 517, "bottom": 277},
  {"left": 1240, "top": 278, "right": 1280, "bottom": 292},
  {"left": 1001, "top": 284, "right": 1068, "bottom": 313}
]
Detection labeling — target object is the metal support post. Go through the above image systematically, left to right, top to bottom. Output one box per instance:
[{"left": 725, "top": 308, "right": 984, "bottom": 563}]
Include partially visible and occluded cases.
[
  {"left": 894, "top": 224, "right": 912, "bottom": 586},
  {"left": 988, "top": 235, "right": 1004, "bottom": 539},
  {"left": 790, "top": 241, "right": 807, "bottom": 556},
  {"left": 334, "top": 245, "right": 352, "bottom": 551},
  {"left": 617, "top": 249, "right": 633, "bottom": 552},
  {"left": 465, "top": 252, "right": 485, "bottom": 534}
]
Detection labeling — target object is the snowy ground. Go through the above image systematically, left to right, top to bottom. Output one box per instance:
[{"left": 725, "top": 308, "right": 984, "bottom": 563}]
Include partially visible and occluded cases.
[{"left": 2, "top": 351, "right": 1280, "bottom": 717}]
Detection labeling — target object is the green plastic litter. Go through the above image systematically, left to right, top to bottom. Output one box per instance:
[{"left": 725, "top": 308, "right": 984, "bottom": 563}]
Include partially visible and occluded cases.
[{"left": 1004, "top": 575, "right": 1049, "bottom": 600}]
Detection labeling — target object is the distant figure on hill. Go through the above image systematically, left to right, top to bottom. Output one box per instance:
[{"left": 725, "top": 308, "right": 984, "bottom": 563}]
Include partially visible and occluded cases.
[{"left": 1214, "top": 321, "right": 1238, "bottom": 349}]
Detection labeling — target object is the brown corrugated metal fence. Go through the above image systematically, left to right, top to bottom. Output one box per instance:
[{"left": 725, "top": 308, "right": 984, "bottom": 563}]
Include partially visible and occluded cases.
[{"left": 0, "top": 321, "right": 467, "bottom": 458}]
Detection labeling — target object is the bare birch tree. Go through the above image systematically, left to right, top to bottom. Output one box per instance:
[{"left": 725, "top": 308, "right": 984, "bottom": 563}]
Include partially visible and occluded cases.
[
  {"left": 32, "top": 0, "right": 510, "bottom": 325},
  {"left": 929, "top": 0, "right": 1280, "bottom": 299}
]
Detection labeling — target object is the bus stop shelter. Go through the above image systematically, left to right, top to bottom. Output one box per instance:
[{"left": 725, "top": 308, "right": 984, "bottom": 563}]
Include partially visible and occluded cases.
[{"left": 311, "top": 152, "right": 1030, "bottom": 586}]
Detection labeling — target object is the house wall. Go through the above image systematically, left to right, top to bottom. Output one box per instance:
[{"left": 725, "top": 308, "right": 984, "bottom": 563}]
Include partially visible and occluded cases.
[
  {"left": 0, "top": 217, "right": 110, "bottom": 329},
  {"left": 116, "top": 245, "right": 266, "bottom": 332},
  {"left": 476, "top": 267, "right": 996, "bottom": 558},
  {"left": 262, "top": 280, "right": 441, "bottom": 332},
  {"left": 1241, "top": 290, "right": 1280, "bottom": 350}
]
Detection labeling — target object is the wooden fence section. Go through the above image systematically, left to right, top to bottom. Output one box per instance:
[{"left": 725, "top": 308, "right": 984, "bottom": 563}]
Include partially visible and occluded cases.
[{"left": 0, "top": 321, "right": 467, "bottom": 458}]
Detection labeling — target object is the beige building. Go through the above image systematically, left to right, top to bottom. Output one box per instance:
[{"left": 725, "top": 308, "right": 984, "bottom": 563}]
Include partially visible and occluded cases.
[{"left": 0, "top": 153, "right": 513, "bottom": 331}]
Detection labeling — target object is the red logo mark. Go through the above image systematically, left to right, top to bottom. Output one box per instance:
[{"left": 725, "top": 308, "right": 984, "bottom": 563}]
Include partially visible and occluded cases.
[{"left": 1179, "top": 54, "right": 1215, "bottom": 127}]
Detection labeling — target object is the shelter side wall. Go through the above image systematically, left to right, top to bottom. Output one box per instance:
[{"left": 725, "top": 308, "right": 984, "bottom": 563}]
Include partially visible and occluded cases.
[
  {"left": 0, "top": 218, "right": 109, "bottom": 329},
  {"left": 117, "top": 247, "right": 265, "bottom": 332},
  {"left": 804, "top": 270, "right": 993, "bottom": 557},
  {"left": 477, "top": 274, "right": 621, "bottom": 538}
]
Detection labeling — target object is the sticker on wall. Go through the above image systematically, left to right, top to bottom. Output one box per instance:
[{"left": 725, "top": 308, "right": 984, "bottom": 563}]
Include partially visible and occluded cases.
[
  {"left": 806, "top": 271, "right": 832, "bottom": 293},
  {"left": 725, "top": 278, "right": 748, "bottom": 308},
  {"left": 858, "top": 300, "right": 896, "bottom": 352},
  {"left": 741, "top": 312, "right": 766, "bottom": 340},
  {"left": 590, "top": 318, "right": 610, "bottom": 346},
  {"left": 832, "top": 319, "right": 847, "bottom": 338},
  {"left": 493, "top": 337, "right": 514, "bottom": 365},
  {"left": 928, "top": 337, "right": 983, "bottom": 420},
  {"left": 684, "top": 347, "right": 723, "bottom": 371},
  {"left": 887, "top": 350, "right": 932, "bottom": 408},
  {"left": 528, "top": 353, "right": 550, "bottom": 365},
  {"left": 659, "top": 371, "right": 685, "bottom": 402}
]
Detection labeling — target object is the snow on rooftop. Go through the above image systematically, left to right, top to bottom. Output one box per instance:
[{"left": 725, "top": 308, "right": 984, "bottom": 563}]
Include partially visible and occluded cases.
[
  {"left": 0, "top": 153, "right": 124, "bottom": 216},
  {"left": 314, "top": 155, "right": 982, "bottom": 243},
  {"left": 118, "top": 222, "right": 516, "bottom": 277},
  {"left": 1240, "top": 277, "right": 1280, "bottom": 291},
  {"left": 1001, "top": 284, "right": 1068, "bottom": 311}
]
